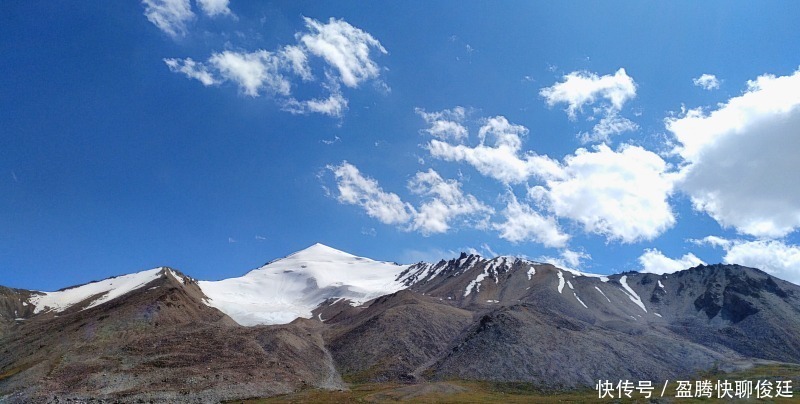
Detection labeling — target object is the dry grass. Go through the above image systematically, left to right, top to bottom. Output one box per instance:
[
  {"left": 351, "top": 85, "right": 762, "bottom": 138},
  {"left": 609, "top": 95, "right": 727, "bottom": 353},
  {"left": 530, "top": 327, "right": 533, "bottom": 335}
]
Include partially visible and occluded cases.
[{"left": 231, "top": 363, "right": 800, "bottom": 403}]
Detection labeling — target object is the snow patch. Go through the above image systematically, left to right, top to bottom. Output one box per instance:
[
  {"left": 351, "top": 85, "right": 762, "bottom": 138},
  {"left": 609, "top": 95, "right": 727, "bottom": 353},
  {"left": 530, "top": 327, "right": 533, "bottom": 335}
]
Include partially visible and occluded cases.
[
  {"left": 527, "top": 266, "right": 536, "bottom": 280},
  {"left": 464, "top": 267, "right": 489, "bottom": 297},
  {"left": 28, "top": 268, "right": 163, "bottom": 314},
  {"left": 167, "top": 268, "right": 186, "bottom": 284},
  {"left": 557, "top": 271, "right": 565, "bottom": 294},
  {"left": 619, "top": 275, "right": 647, "bottom": 313},
  {"left": 566, "top": 280, "right": 574, "bottom": 290},
  {"left": 657, "top": 280, "right": 665, "bottom": 290},
  {"left": 594, "top": 286, "right": 611, "bottom": 303},
  {"left": 573, "top": 292, "right": 588, "bottom": 308},
  {"left": 486, "top": 299, "right": 499, "bottom": 303},
  {"left": 654, "top": 313, "right": 662, "bottom": 318}
]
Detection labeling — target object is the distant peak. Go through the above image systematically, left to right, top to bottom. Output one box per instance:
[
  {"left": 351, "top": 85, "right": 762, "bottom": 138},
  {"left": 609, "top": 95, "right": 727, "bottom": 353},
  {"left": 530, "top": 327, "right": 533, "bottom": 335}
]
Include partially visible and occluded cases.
[
  {"left": 280, "top": 243, "right": 361, "bottom": 261},
  {"left": 300, "top": 243, "right": 351, "bottom": 254}
]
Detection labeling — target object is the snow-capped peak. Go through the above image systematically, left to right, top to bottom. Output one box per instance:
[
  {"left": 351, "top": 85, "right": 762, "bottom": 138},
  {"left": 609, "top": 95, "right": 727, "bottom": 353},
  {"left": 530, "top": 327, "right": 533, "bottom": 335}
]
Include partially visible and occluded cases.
[
  {"left": 285, "top": 242, "right": 358, "bottom": 260},
  {"left": 199, "top": 244, "right": 409, "bottom": 326},
  {"left": 28, "top": 267, "right": 165, "bottom": 314}
]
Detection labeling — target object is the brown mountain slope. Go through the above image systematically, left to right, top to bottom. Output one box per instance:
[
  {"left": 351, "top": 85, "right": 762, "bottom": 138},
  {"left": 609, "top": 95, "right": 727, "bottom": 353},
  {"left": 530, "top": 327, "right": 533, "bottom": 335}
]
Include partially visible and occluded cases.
[{"left": 0, "top": 268, "right": 342, "bottom": 403}]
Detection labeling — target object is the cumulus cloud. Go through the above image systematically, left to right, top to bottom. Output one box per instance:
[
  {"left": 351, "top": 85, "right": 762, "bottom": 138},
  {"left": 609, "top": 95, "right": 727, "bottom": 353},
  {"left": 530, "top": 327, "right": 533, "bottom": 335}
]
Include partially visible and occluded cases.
[
  {"left": 142, "top": 0, "right": 194, "bottom": 38},
  {"left": 165, "top": 17, "right": 386, "bottom": 117},
  {"left": 540, "top": 68, "right": 636, "bottom": 119},
  {"left": 541, "top": 68, "right": 638, "bottom": 143},
  {"left": 668, "top": 69, "right": 800, "bottom": 238},
  {"left": 693, "top": 74, "right": 720, "bottom": 90},
  {"left": 416, "top": 107, "right": 468, "bottom": 141},
  {"left": 421, "top": 111, "right": 675, "bottom": 243},
  {"left": 427, "top": 116, "right": 562, "bottom": 184},
  {"left": 530, "top": 144, "right": 676, "bottom": 243},
  {"left": 328, "top": 162, "right": 414, "bottom": 226},
  {"left": 408, "top": 169, "right": 493, "bottom": 234},
  {"left": 492, "top": 193, "right": 569, "bottom": 248},
  {"left": 695, "top": 237, "right": 800, "bottom": 285},
  {"left": 638, "top": 248, "right": 705, "bottom": 274}
]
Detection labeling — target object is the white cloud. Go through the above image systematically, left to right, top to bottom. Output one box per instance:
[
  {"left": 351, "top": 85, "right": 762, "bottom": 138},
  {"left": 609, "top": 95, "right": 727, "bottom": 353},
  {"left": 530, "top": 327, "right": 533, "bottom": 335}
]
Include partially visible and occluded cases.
[
  {"left": 142, "top": 0, "right": 194, "bottom": 38},
  {"left": 196, "top": 0, "right": 232, "bottom": 17},
  {"left": 298, "top": 17, "right": 387, "bottom": 88},
  {"left": 165, "top": 18, "right": 386, "bottom": 117},
  {"left": 280, "top": 45, "right": 313, "bottom": 81},
  {"left": 208, "top": 50, "right": 290, "bottom": 97},
  {"left": 163, "top": 57, "right": 218, "bottom": 86},
  {"left": 540, "top": 68, "right": 636, "bottom": 119},
  {"left": 668, "top": 69, "right": 800, "bottom": 238},
  {"left": 693, "top": 74, "right": 720, "bottom": 90},
  {"left": 285, "top": 91, "right": 348, "bottom": 117},
  {"left": 416, "top": 107, "right": 468, "bottom": 141},
  {"left": 423, "top": 111, "right": 675, "bottom": 243},
  {"left": 579, "top": 111, "right": 639, "bottom": 144},
  {"left": 426, "top": 116, "right": 562, "bottom": 184},
  {"left": 530, "top": 144, "right": 676, "bottom": 243},
  {"left": 328, "top": 162, "right": 414, "bottom": 225},
  {"left": 328, "top": 163, "right": 495, "bottom": 238},
  {"left": 407, "top": 169, "right": 493, "bottom": 235},
  {"left": 492, "top": 193, "right": 569, "bottom": 248},
  {"left": 689, "top": 235, "right": 732, "bottom": 249},
  {"left": 696, "top": 237, "right": 800, "bottom": 285},
  {"left": 723, "top": 240, "right": 800, "bottom": 285},
  {"left": 638, "top": 248, "right": 705, "bottom": 274},
  {"left": 535, "top": 249, "right": 592, "bottom": 272},
  {"left": 560, "top": 249, "right": 591, "bottom": 268}
]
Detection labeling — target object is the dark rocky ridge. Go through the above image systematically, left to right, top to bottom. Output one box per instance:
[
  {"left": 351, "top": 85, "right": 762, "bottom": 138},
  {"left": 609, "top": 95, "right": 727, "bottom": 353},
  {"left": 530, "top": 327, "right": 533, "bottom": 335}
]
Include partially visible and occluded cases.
[{"left": 1, "top": 257, "right": 799, "bottom": 402}]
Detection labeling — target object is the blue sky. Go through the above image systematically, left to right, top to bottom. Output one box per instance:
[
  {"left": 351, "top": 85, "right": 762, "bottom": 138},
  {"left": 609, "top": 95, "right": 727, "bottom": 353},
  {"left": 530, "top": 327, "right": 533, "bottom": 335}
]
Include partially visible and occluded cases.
[{"left": 3, "top": 1, "right": 800, "bottom": 290}]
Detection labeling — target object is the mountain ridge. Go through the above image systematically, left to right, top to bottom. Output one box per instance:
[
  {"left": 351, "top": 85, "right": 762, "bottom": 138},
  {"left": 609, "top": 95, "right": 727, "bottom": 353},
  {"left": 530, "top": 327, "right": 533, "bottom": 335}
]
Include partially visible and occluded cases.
[{"left": 2, "top": 244, "right": 799, "bottom": 402}]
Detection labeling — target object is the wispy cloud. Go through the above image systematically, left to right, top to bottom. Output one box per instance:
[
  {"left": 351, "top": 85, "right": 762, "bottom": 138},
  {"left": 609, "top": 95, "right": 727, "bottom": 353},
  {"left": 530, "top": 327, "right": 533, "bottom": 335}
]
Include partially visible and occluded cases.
[{"left": 142, "top": 0, "right": 194, "bottom": 38}]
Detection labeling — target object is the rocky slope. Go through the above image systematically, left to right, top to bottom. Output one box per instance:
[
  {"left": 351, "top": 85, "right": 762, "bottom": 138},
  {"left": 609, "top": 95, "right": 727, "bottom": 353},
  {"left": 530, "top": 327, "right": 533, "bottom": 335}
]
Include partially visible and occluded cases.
[
  {"left": 1, "top": 245, "right": 799, "bottom": 402},
  {"left": 0, "top": 267, "right": 342, "bottom": 402}
]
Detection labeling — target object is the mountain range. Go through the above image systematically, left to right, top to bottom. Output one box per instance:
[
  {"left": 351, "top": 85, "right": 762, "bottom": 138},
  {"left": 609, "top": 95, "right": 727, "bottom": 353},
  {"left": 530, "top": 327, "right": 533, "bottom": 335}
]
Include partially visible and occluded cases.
[{"left": 1, "top": 243, "right": 799, "bottom": 402}]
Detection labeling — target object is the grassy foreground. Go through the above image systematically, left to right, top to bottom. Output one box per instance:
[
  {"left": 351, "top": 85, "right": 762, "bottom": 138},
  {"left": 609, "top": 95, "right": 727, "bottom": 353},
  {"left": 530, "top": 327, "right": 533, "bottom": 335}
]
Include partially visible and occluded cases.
[{"left": 232, "top": 363, "right": 800, "bottom": 403}]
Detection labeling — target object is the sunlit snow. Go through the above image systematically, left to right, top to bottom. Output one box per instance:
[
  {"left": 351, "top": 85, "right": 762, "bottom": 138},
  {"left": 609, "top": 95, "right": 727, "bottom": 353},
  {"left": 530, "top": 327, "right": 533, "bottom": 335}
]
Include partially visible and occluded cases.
[
  {"left": 198, "top": 243, "right": 409, "bottom": 325},
  {"left": 28, "top": 268, "right": 163, "bottom": 314},
  {"left": 620, "top": 275, "right": 647, "bottom": 313},
  {"left": 594, "top": 286, "right": 611, "bottom": 302},
  {"left": 573, "top": 292, "right": 587, "bottom": 308}
]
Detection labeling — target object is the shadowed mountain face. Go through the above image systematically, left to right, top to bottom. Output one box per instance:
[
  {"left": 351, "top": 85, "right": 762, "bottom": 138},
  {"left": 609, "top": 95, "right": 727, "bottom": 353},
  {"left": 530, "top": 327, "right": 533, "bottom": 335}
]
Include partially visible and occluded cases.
[{"left": 1, "top": 246, "right": 799, "bottom": 402}]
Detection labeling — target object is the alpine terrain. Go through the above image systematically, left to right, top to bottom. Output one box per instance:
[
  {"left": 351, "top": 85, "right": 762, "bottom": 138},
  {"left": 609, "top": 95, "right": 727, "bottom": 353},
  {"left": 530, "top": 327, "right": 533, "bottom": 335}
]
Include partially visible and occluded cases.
[{"left": 1, "top": 243, "right": 799, "bottom": 402}]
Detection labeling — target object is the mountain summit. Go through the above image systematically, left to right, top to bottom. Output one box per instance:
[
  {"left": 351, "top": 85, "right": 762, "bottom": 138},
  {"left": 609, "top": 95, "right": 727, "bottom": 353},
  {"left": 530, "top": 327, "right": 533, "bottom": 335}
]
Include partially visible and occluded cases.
[
  {"left": 198, "top": 243, "right": 409, "bottom": 325},
  {"left": 1, "top": 245, "right": 799, "bottom": 402}
]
